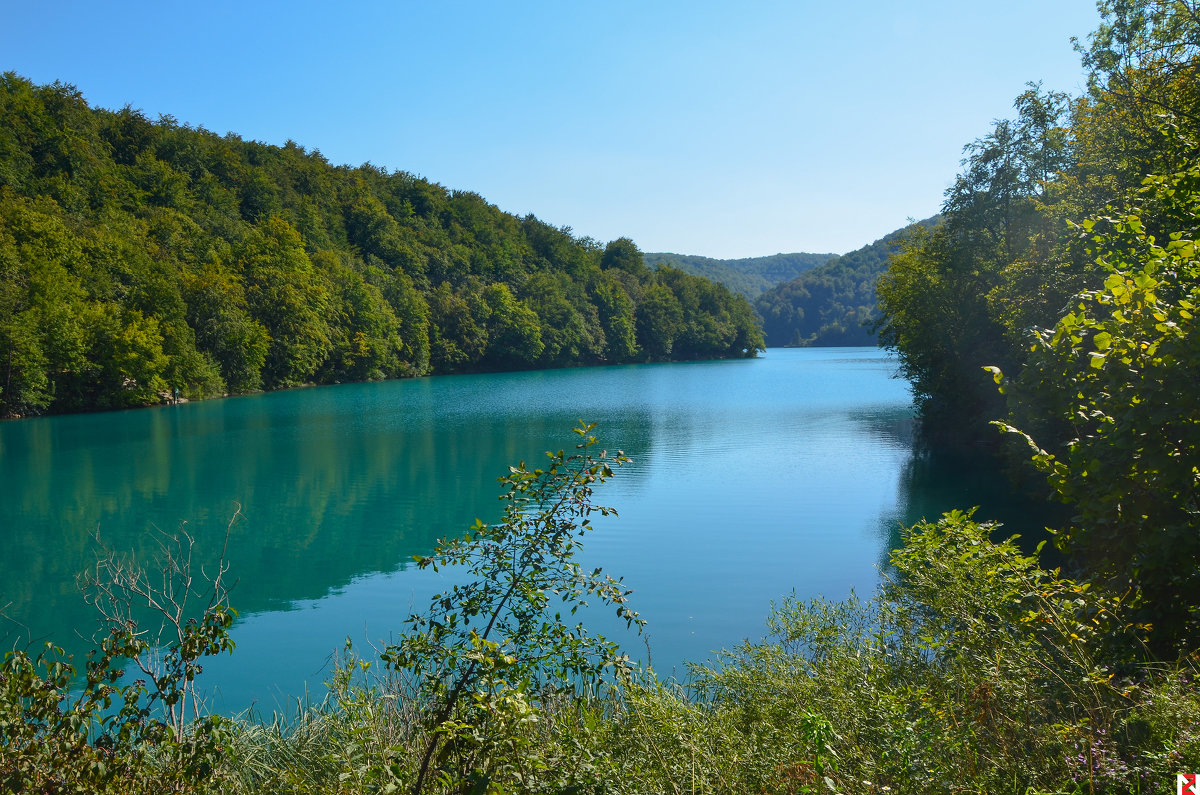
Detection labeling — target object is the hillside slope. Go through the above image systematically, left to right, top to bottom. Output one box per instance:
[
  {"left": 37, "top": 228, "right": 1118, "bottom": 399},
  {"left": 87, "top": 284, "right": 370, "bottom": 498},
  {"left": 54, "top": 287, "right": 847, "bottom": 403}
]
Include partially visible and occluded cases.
[
  {"left": 0, "top": 74, "right": 763, "bottom": 416},
  {"left": 753, "top": 218, "right": 937, "bottom": 347},
  {"left": 643, "top": 251, "right": 836, "bottom": 299}
]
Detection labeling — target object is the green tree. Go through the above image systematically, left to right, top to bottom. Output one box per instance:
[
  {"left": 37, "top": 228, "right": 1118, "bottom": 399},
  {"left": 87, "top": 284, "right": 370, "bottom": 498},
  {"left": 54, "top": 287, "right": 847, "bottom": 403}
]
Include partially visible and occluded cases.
[
  {"left": 1079, "top": 0, "right": 1200, "bottom": 166},
  {"left": 876, "top": 87, "right": 1074, "bottom": 452},
  {"left": 993, "top": 163, "right": 1200, "bottom": 648},
  {"left": 0, "top": 192, "right": 94, "bottom": 413},
  {"left": 236, "top": 217, "right": 332, "bottom": 388},
  {"left": 876, "top": 223, "right": 1014, "bottom": 450},
  {"left": 0, "top": 224, "right": 50, "bottom": 415},
  {"left": 600, "top": 236, "right": 651, "bottom": 280},
  {"left": 319, "top": 251, "right": 403, "bottom": 382},
  {"left": 182, "top": 261, "right": 269, "bottom": 393},
  {"left": 374, "top": 264, "right": 431, "bottom": 376},
  {"left": 524, "top": 272, "right": 597, "bottom": 367},
  {"left": 592, "top": 273, "right": 639, "bottom": 361},
  {"left": 426, "top": 281, "right": 487, "bottom": 373},
  {"left": 480, "top": 282, "right": 544, "bottom": 368},
  {"left": 635, "top": 282, "right": 685, "bottom": 359},
  {"left": 84, "top": 304, "right": 171, "bottom": 409},
  {"left": 382, "top": 423, "right": 643, "bottom": 794}
]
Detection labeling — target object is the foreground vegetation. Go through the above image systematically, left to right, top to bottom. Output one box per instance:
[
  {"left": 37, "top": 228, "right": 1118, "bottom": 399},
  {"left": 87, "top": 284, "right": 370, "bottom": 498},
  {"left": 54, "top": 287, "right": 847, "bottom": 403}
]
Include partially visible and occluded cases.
[{"left": 214, "top": 513, "right": 1200, "bottom": 794}]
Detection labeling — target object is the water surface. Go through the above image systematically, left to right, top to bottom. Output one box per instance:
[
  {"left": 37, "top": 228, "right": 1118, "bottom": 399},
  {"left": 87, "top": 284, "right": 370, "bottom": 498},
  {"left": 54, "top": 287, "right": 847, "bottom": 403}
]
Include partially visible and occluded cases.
[{"left": 0, "top": 348, "right": 1018, "bottom": 712}]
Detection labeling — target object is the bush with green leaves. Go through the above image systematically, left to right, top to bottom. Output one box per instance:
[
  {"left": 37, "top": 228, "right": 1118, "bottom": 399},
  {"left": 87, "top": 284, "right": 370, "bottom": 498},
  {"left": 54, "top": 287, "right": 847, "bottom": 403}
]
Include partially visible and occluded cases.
[
  {"left": 991, "top": 162, "right": 1200, "bottom": 649},
  {"left": 381, "top": 420, "right": 644, "bottom": 794},
  {"left": 682, "top": 509, "right": 1198, "bottom": 794},
  {"left": 0, "top": 525, "right": 238, "bottom": 794},
  {"left": 0, "top": 586, "right": 236, "bottom": 792},
  {"left": 0, "top": 632, "right": 235, "bottom": 794}
]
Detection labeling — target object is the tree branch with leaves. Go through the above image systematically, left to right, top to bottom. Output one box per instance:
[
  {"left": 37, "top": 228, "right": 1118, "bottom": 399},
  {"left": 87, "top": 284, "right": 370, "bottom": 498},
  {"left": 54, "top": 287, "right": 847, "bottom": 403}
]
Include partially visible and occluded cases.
[{"left": 382, "top": 421, "right": 644, "bottom": 794}]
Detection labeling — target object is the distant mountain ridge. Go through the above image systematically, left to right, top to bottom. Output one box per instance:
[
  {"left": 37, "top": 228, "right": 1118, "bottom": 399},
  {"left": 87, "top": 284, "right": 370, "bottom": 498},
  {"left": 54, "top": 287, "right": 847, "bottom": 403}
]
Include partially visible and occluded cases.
[
  {"left": 753, "top": 217, "right": 939, "bottom": 347},
  {"left": 643, "top": 251, "right": 838, "bottom": 299}
]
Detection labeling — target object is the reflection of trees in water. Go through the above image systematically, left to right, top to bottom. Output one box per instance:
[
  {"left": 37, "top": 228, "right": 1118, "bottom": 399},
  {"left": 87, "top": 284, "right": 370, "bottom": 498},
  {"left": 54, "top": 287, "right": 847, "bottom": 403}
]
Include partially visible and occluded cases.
[
  {"left": 0, "top": 383, "right": 658, "bottom": 662},
  {"left": 849, "top": 406, "right": 916, "bottom": 451},
  {"left": 874, "top": 449, "right": 1068, "bottom": 574}
]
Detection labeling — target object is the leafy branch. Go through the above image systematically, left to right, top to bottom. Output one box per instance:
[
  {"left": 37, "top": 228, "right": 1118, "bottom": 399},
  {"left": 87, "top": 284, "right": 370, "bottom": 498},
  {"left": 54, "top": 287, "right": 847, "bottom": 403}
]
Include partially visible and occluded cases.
[{"left": 382, "top": 421, "right": 644, "bottom": 794}]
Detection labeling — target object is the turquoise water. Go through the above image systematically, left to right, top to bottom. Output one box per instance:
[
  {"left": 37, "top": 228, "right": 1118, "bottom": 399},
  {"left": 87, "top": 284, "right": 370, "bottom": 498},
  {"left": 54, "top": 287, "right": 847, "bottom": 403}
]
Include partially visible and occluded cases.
[{"left": 0, "top": 348, "right": 1022, "bottom": 713}]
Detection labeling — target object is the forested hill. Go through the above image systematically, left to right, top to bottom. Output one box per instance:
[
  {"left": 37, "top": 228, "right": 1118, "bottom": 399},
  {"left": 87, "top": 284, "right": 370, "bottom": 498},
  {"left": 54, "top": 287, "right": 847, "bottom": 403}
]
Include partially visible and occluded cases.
[
  {"left": 0, "top": 74, "right": 763, "bottom": 417},
  {"left": 753, "top": 218, "right": 937, "bottom": 347},
  {"left": 642, "top": 251, "right": 836, "bottom": 299}
]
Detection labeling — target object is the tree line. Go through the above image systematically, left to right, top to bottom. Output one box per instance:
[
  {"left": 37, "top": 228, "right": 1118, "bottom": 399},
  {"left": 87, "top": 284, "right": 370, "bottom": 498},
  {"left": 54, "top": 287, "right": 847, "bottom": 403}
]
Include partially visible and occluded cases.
[
  {"left": 874, "top": 0, "right": 1200, "bottom": 650},
  {"left": 0, "top": 73, "right": 763, "bottom": 417}
]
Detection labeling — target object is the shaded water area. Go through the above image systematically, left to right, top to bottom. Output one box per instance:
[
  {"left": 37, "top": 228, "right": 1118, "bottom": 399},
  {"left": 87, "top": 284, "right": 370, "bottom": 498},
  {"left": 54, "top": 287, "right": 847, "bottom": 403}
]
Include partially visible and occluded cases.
[{"left": 0, "top": 348, "right": 1050, "bottom": 713}]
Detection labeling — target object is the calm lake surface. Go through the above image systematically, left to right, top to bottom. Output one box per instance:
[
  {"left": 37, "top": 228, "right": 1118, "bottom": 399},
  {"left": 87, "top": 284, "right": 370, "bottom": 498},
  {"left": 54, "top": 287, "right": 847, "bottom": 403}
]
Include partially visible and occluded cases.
[{"left": 0, "top": 348, "right": 1032, "bottom": 713}]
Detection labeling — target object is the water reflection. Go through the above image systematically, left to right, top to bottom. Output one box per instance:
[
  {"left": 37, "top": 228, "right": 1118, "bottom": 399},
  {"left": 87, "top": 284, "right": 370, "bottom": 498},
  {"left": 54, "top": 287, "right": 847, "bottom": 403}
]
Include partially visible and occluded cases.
[
  {"left": 1, "top": 387, "right": 658, "bottom": 653},
  {"left": 870, "top": 446, "right": 1066, "bottom": 577}
]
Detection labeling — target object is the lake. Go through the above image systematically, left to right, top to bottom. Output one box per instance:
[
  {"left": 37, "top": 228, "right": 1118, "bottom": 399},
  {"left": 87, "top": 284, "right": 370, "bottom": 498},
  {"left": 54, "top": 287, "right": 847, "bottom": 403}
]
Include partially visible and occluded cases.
[{"left": 0, "top": 347, "right": 1035, "bottom": 714}]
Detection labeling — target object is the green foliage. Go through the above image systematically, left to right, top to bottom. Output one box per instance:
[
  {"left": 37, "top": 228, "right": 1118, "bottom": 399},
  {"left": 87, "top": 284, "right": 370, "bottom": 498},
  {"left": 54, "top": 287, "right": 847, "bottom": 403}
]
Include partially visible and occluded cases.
[
  {"left": 1078, "top": 0, "right": 1200, "bottom": 178},
  {"left": 872, "top": 2, "right": 1200, "bottom": 661},
  {"left": 876, "top": 4, "right": 1200, "bottom": 459},
  {"left": 0, "top": 72, "right": 763, "bottom": 416},
  {"left": 876, "top": 83, "right": 1078, "bottom": 453},
  {"left": 993, "top": 162, "right": 1200, "bottom": 647},
  {"left": 236, "top": 217, "right": 332, "bottom": 389},
  {"left": 875, "top": 222, "right": 1017, "bottom": 451},
  {"left": 601, "top": 236, "right": 651, "bottom": 281},
  {"left": 181, "top": 261, "right": 269, "bottom": 393},
  {"left": 632, "top": 267, "right": 764, "bottom": 360},
  {"left": 591, "top": 272, "right": 639, "bottom": 361},
  {"left": 480, "top": 281, "right": 544, "bottom": 367},
  {"left": 381, "top": 421, "right": 643, "bottom": 793},
  {"left": 684, "top": 510, "right": 1191, "bottom": 794},
  {"left": 0, "top": 523, "right": 240, "bottom": 793},
  {"left": 0, "top": 635, "right": 234, "bottom": 793}
]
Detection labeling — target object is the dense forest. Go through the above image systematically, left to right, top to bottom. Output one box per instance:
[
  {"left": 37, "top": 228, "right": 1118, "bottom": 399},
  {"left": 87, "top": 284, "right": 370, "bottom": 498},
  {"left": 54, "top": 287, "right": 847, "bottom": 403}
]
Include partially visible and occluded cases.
[
  {"left": 875, "top": 0, "right": 1200, "bottom": 649},
  {"left": 0, "top": 73, "right": 763, "bottom": 417},
  {"left": 753, "top": 218, "right": 935, "bottom": 346},
  {"left": 641, "top": 250, "right": 834, "bottom": 299}
]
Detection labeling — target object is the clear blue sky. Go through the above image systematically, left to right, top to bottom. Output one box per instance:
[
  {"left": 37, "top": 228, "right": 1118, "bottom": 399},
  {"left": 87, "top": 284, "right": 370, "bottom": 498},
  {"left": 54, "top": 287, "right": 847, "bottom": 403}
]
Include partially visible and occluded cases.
[{"left": 3, "top": 1, "right": 1099, "bottom": 258}]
